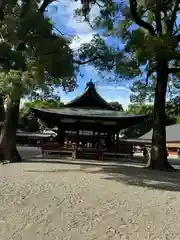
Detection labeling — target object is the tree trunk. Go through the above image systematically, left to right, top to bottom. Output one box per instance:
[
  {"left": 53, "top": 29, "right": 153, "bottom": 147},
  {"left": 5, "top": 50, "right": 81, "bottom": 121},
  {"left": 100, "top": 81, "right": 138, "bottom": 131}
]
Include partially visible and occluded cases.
[
  {"left": 146, "top": 60, "right": 174, "bottom": 171},
  {"left": 0, "top": 96, "right": 22, "bottom": 162},
  {"left": 0, "top": 96, "right": 4, "bottom": 123}
]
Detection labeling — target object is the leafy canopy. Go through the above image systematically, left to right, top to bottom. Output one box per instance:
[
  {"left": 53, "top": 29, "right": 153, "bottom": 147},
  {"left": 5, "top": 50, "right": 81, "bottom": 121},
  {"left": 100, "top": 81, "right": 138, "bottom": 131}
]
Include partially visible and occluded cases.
[
  {"left": 0, "top": 0, "right": 76, "bottom": 101},
  {"left": 77, "top": 0, "right": 180, "bottom": 100},
  {"left": 19, "top": 99, "right": 64, "bottom": 132},
  {"left": 123, "top": 100, "right": 180, "bottom": 138}
]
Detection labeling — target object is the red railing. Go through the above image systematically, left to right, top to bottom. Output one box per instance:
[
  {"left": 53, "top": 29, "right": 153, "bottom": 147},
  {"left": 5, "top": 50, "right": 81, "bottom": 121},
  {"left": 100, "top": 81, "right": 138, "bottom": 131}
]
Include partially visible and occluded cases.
[{"left": 40, "top": 142, "right": 74, "bottom": 153}]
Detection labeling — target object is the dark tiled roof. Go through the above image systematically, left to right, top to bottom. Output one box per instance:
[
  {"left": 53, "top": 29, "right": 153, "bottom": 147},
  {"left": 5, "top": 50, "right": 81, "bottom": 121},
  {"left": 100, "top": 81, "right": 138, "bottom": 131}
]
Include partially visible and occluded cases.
[
  {"left": 65, "top": 81, "right": 117, "bottom": 110},
  {"left": 32, "top": 107, "right": 147, "bottom": 119},
  {"left": 140, "top": 124, "right": 180, "bottom": 142},
  {"left": 16, "top": 132, "right": 55, "bottom": 138}
]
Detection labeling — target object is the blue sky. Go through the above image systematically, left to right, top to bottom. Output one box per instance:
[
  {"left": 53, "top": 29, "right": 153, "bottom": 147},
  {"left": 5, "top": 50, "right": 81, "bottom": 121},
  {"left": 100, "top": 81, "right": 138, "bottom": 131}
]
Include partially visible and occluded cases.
[{"left": 48, "top": 0, "right": 132, "bottom": 109}]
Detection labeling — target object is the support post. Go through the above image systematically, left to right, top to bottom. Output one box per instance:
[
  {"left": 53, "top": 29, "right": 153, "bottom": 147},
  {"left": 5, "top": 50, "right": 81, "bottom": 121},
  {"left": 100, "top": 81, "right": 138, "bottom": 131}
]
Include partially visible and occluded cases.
[
  {"left": 58, "top": 126, "right": 65, "bottom": 145},
  {"left": 76, "top": 129, "right": 79, "bottom": 147},
  {"left": 92, "top": 131, "right": 95, "bottom": 147},
  {"left": 98, "top": 131, "right": 100, "bottom": 142},
  {"left": 106, "top": 132, "right": 111, "bottom": 149},
  {"left": 116, "top": 132, "right": 119, "bottom": 152},
  {"left": 112, "top": 134, "right": 115, "bottom": 145}
]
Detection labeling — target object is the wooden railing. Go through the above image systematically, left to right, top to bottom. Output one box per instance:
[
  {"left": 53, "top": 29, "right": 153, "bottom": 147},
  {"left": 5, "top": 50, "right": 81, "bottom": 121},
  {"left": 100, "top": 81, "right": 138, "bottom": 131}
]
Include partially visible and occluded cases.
[
  {"left": 40, "top": 142, "right": 133, "bottom": 160},
  {"left": 41, "top": 142, "right": 74, "bottom": 155}
]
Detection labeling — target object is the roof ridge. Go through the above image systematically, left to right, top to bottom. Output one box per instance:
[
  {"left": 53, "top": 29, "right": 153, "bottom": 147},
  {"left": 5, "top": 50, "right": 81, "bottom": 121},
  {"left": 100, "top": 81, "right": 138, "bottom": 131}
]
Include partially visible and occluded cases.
[{"left": 64, "top": 81, "right": 117, "bottom": 110}]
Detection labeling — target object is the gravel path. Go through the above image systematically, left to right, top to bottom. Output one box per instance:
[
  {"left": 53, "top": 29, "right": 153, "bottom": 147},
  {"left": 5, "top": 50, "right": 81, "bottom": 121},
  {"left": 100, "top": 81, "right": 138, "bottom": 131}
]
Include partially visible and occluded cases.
[{"left": 1, "top": 159, "right": 180, "bottom": 240}]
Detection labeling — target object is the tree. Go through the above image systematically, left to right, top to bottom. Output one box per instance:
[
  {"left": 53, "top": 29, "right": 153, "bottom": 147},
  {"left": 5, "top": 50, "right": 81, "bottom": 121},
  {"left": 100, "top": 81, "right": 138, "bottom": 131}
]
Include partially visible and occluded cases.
[
  {"left": 0, "top": 0, "right": 75, "bottom": 162},
  {"left": 77, "top": 0, "right": 180, "bottom": 170},
  {"left": 130, "top": 75, "right": 180, "bottom": 104},
  {"left": 165, "top": 96, "right": 180, "bottom": 124},
  {"left": 19, "top": 99, "right": 64, "bottom": 132},
  {"left": 109, "top": 101, "right": 123, "bottom": 111},
  {"left": 124, "top": 102, "right": 180, "bottom": 138},
  {"left": 123, "top": 104, "right": 153, "bottom": 138}
]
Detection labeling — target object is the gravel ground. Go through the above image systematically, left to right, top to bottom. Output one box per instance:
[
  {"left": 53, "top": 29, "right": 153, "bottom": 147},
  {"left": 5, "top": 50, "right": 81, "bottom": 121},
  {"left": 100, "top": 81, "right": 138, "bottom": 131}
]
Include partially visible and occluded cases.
[{"left": 1, "top": 158, "right": 180, "bottom": 240}]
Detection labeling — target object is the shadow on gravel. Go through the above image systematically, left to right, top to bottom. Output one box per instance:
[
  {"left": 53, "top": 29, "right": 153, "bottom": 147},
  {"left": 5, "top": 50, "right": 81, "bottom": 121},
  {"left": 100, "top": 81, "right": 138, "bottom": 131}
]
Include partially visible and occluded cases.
[
  {"left": 23, "top": 158, "right": 127, "bottom": 167},
  {"left": 24, "top": 158, "right": 180, "bottom": 192},
  {"left": 96, "top": 165, "right": 180, "bottom": 193}
]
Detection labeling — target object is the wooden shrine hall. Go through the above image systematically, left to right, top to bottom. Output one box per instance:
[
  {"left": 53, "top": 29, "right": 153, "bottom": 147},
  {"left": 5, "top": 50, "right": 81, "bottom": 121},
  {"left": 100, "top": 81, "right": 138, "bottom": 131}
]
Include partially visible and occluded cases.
[{"left": 31, "top": 81, "right": 148, "bottom": 159}]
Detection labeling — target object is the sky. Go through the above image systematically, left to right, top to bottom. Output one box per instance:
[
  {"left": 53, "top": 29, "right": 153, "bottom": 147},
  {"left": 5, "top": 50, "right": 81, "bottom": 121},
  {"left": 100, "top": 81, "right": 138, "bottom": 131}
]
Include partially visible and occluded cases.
[{"left": 47, "top": 0, "right": 132, "bottom": 109}]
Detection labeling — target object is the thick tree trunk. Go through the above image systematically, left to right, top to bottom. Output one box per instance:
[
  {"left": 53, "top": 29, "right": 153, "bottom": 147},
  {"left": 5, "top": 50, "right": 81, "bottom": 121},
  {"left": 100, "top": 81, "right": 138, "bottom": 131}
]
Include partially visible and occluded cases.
[
  {"left": 146, "top": 60, "right": 174, "bottom": 171},
  {"left": 0, "top": 96, "right": 22, "bottom": 162},
  {"left": 0, "top": 96, "right": 4, "bottom": 124}
]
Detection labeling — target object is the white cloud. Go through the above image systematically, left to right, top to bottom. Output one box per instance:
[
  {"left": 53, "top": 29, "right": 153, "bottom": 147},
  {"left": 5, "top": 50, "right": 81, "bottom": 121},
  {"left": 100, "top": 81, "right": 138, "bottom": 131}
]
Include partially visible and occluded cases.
[
  {"left": 47, "top": 0, "right": 132, "bottom": 109},
  {"left": 49, "top": 0, "right": 99, "bottom": 50},
  {"left": 70, "top": 33, "right": 94, "bottom": 50},
  {"left": 97, "top": 85, "right": 132, "bottom": 93}
]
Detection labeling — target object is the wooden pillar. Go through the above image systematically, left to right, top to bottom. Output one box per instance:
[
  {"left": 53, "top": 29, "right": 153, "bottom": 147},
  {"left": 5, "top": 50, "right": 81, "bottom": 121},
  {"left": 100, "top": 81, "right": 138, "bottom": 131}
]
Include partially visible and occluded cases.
[
  {"left": 57, "top": 126, "right": 60, "bottom": 142},
  {"left": 58, "top": 127, "right": 65, "bottom": 145},
  {"left": 76, "top": 129, "right": 79, "bottom": 147},
  {"left": 92, "top": 131, "right": 95, "bottom": 147},
  {"left": 98, "top": 131, "right": 100, "bottom": 141},
  {"left": 106, "top": 132, "right": 111, "bottom": 149},
  {"left": 116, "top": 132, "right": 119, "bottom": 152},
  {"left": 110, "top": 134, "right": 113, "bottom": 150},
  {"left": 112, "top": 134, "right": 115, "bottom": 144}
]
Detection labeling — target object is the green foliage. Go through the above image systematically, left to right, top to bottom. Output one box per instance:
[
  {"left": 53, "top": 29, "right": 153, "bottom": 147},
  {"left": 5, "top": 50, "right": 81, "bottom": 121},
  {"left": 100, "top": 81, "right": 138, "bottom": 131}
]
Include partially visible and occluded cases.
[
  {"left": 0, "top": 0, "right": 76, "bottom": 101},
  {"left": 77, "top": 0, "right": 180, "bottom": 100},
  {"left": 77, "top": 35, "right": 140, "bottom": 78},
  {"left": 77, "top": 35, "right": 117, "bottom": 71},
  {"left": 130, "top": 74, "right": 180, "bottom": 104},
  {"left": 130, "top": 80, "right": 155, "bottom": 103},
  {"left": 165, "top": 96, "right": 180, "bottom": 124},
  {"left": 19, "top": 99, "right": 64, "bottom": 132},
  {"left": 22, "top": 99, "right": 64, "bottom": 109},
  {"left": 109, "top": 101, "right": 123, "bottom": 111},
  {"left": 124, "top": 101, "right": 180, "bottom": 138},
  {"left": 127, "top": 101, "right": 180, "bottom": 125},
  {"left": 122, "top": 104, "right": 153, "bottom": 138},
  {"left": 127, "top": 104, "right": 153, "bottom": 115}
]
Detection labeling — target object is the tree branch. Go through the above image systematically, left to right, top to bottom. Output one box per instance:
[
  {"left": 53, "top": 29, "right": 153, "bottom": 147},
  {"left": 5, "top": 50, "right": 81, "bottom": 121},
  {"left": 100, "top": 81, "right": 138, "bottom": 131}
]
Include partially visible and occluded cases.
[
  {"left": 0, "top": 0, "right": 5, "bottom": 21},
  {"left": 16, "top": 0, "right": 57, "bottom": 51},
  {"left": 20, "top": 0, "right": 31, "bottom": 19},
  {"left": 39, "top": 0, "right": 55, "bottom": 13},
  {"left": 129, "top": 0, "right": 156, "bottom": 35},
  {"left": 168, "top": 1, "right": 180, "bottom": 33},
  {"left": 155, "top": 4, "right": 162, "bottom": 35},
  {"left": 176, "top": 34, "right": 180, "bottom": 43},
  {"left": 74, "top": 54, "right": 116, "bottom": 69},
  {"left": 73, "top": 56, "right": 99, "bottom": 65},
  {"left": 140, "top": 64, "right": 155, "bottom": 89},
  {"left": 168, "top": 67, "right": 180, "bottom": 74}
]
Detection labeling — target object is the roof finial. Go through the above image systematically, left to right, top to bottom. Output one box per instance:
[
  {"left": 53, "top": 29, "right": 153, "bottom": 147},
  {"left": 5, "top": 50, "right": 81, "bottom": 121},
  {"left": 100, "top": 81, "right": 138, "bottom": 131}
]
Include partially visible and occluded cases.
[{"left": 86, "top": 79, "right": 94, "bottom": 89}]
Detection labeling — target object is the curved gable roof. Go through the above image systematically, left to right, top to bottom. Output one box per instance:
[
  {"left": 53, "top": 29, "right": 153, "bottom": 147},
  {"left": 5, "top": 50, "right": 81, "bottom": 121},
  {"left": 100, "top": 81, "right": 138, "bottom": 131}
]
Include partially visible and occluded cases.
[{"left": 65, "top": 81, "right": 117, "bottom": 110}]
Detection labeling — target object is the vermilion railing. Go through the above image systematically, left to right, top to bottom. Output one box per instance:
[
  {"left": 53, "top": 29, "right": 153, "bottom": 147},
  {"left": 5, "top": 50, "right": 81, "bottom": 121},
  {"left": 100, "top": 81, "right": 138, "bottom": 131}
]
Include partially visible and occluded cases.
[{"left": 40, "top": 142, "right": 74, "bottom": 152}]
